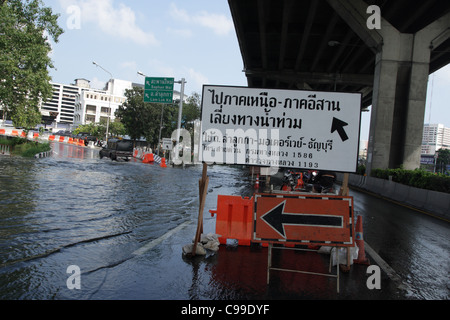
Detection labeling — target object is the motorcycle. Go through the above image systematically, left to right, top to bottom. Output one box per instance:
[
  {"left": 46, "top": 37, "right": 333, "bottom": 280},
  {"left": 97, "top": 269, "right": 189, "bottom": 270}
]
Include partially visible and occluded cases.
[
  {"left": 280, "top": 169, "right": 335, "bottom": 193},
  {"left": 280, "top": 169, "right": 308, "bottom": 191}
]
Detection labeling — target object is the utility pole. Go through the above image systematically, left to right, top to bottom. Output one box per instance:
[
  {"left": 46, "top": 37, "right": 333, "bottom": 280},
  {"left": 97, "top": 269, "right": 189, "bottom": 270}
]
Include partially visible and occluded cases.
[
  {"left": 93, "top": 61, "right": 112, "bottom": 143},
  {"left": 175, "top": 78, "right": 186, "bottom": 145}
]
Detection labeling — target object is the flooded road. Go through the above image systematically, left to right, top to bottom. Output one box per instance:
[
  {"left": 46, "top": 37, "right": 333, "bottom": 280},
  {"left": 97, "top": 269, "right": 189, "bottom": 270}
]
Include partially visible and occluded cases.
[
  {"left": 0, "top": 142, "right": 448, "bottom": 300},
  {"left": 0, "top": 142, "right": 249, "bottom": 299},
  {"left": 351, "top": 187, "right": 450, "bottom": 300}
]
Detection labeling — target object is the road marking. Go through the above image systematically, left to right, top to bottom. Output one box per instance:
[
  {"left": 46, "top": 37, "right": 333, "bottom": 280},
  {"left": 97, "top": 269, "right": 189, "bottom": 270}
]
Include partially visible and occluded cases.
[
  {"left": 132, "top": 221, "right": 192, "bottom": 256},
  {"left": 364, "top": 241, "right": 411, "bottom": 292}
]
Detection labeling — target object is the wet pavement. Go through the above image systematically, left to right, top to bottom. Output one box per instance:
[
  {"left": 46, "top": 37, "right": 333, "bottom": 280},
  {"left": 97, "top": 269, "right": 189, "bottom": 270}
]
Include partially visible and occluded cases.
[{"left": 0, "top": 142, "right": 448, "bottom": 305}]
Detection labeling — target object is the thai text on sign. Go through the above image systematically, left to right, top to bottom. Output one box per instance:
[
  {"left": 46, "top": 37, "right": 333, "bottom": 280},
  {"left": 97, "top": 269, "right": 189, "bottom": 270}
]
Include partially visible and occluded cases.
[{"left": 200, "top": 85, "right": 361, "bottom": 172}]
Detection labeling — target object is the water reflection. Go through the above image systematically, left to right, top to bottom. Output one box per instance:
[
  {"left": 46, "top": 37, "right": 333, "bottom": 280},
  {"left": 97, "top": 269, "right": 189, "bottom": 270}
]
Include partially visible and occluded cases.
[
  {"left": 0, "top": 142, "right": 251, "bottom": 299},
  {"left": 1, "top": 142, "right": 448, "bottom": 300}
]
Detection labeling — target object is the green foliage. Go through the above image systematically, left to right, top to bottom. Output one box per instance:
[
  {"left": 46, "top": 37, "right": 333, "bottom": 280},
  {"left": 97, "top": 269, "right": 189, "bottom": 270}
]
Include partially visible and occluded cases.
[
  {"left": 0, "top": 0, "right": 64, "bottom": 128},
  {"left": 115, "top": 87, "right": 201, "bottom": 147},
  {"left": 73, "top": 120, "right": 126, "bottom": 140},
  {"left": 0, "top": 137, "right": 50, "bottom": 157},
  {"left": 13, "top": 140, "right": 50, "bottom": 157},
  {"left": 436, "top": 148, "right": 450, "bottom": 173},
  {"left": 356, "top": 164, "right": 366, "bottom": 175},
  {"left": 370, "top": 168, "right": 450, "bottom": 193}
]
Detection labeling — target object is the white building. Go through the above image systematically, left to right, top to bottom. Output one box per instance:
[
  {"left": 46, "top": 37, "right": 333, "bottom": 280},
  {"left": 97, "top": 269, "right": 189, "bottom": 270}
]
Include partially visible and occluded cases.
[
  {"left": 38, "top": 77, "right": 187, "bottom": 129},
  {"left": 73, "top": 78, "right": 131, "bottom": 126},
  {"left": 39, "top": 80, "right": 85, "bottom": 128},
  {"left": 421, "top": 123, "right": 450, "bottom": 155}
]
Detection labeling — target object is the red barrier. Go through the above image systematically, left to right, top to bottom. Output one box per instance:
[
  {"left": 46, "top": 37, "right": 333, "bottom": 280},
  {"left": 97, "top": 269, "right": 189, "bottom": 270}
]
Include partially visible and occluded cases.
[
  {"left": 0, "top": 129, "right": 5, "bottom": 135},
  {"left": 48, "top": 135, "right": 55, "bottom": 141},
  {"left": 59, "top": 136, "right": 65, "bottom": 142},
  {"left": 143, "top": 153, "right": 154, "bottom": 163},
  {"left": 209, "top": 195, "right": 254, "bottom": 246}
]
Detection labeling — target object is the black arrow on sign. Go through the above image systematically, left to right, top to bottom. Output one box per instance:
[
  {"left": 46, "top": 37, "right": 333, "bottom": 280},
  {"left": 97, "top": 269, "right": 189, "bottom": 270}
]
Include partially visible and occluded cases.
[
  {"left": 331, "top": 117, "right": 349, "bottom": 141},
  {"left": 260, "top": 201, "right": 343, "bottom": 238}
]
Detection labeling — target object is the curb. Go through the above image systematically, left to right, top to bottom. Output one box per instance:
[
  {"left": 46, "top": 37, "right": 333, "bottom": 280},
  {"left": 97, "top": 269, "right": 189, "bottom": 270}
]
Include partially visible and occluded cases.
[{"left": 34, "top": 150, "right": 52, "bottom": 158}]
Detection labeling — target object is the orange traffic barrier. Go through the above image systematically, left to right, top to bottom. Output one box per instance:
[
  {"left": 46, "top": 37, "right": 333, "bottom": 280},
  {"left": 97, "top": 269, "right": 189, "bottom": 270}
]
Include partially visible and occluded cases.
[
  {"left": 0, "top": 129, "right": 5, "bottom": 135},
  {"left": 11, "top": 130, "right": 18, "bottom": 136},
  {"left": 21, "top": 131, "right": 26, "bottom": 137},
  {"left": 33, "top": 132, "right": 39, "bottom": 139},
  {"left": 49, "top": 135, "right": 55, "bottom": 141},
  {"left": 59, "top": 136, "right": 65, "bottom": 142},
  {"left": 68, "top": 137, "right": 73, "bottom": 144},
  {"left": 78, "top": 139, "right": 84, "bottom": 146},
  {"left": 133, "top": 149, "right": 138, "bottom": 158},
  {"left": 142, "top": 153, "right": 154, "bottom": 163},
  {"left": 160, "top": 157, "right": 167, "bottom": 167},
  {"left": 209, "top": 195, "right": 254, "bottom": 246},
  {"left": 353, "top": 215, "right": 370, "bottom": 265}
]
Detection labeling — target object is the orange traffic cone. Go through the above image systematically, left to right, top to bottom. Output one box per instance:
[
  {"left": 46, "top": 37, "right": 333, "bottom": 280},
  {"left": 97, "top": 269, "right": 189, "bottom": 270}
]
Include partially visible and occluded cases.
[
  {"left": 160, "top": 157, "right": 167, "bottom": 168},
  {"left": 254, "top": 174, "right": 260, "bottom": 190},
  {"left": 353, "top": 215, "right": 370, "bottom": 265}
]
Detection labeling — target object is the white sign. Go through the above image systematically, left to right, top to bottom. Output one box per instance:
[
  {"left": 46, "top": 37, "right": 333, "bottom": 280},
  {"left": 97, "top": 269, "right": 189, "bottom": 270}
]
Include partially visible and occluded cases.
[
  {"left": 200, "top": 85, "right": 361, "bottom": 172},
  {"left": 162, "top": 138, "right": 173, "bottom": 150}
]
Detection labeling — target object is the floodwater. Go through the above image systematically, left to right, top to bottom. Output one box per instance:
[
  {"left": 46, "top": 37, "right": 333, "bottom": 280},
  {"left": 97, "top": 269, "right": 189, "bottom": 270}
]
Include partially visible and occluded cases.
[
  {"left": 0, "top": 141, "right": 448, "bottom": 300},
  {"left": 0, "top": 142, "right": 249, "bottom": 299}
]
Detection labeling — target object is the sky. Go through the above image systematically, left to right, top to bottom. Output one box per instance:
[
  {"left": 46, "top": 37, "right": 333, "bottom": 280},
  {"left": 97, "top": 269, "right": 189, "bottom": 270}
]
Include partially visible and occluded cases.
[{"left": 42, "top": 0, "right": 450, "bottom": 141}]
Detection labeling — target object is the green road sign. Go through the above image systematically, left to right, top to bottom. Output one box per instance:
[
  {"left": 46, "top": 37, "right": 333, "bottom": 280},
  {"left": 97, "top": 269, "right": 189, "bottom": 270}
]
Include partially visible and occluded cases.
[{"left": 144, "top": 77, "right": 174, "bottom": 103}]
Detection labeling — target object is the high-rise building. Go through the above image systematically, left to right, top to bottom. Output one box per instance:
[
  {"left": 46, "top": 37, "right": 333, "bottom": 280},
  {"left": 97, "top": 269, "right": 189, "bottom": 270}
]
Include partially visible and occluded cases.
[
  {"left": 39, "top": 78, "right": 186, "bottom": 129},
  {"left": 39, "top": 80, "right": 85, "bottom": 127},
  {"left": 421, "top": 123, "right": 450, "bottom": 155}
]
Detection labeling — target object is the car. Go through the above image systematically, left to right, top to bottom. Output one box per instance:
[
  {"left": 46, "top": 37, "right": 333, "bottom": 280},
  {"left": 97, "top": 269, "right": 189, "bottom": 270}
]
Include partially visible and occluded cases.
[
  {"left": 75, "top": 132, "right": 97, "bottom": 146},
  {"left": 99, "top": 138, "right": 133, "bottom": 161}
]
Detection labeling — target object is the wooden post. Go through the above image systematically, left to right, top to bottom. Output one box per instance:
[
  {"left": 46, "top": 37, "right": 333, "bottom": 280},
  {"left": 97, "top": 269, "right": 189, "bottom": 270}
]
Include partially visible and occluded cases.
[
  {"left": 192, "top": 162, "right": 208, "bottom": 256},
  {"left": 339, "top": 173, "right": 349, "bottom": 196},
  {"left": 339, "top": 173, "right": 351, "bottom": 269}
]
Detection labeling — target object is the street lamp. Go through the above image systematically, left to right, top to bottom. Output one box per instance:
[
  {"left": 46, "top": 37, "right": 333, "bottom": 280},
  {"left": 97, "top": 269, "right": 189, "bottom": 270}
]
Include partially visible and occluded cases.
[{"left": 93, "top": 61, "right": 112, "bottom": 143}]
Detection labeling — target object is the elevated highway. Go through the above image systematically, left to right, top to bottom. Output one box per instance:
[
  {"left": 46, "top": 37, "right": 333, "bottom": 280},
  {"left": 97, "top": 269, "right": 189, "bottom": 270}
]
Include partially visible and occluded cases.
[{"left": 228, "top": 0, "right": 450, "bottom": 172}]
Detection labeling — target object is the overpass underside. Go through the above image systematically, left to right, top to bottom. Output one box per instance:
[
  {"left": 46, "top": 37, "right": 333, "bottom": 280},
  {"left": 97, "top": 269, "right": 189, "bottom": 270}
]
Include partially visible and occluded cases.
[{"left": 228, "top": 0, "right": 450, "bottom": 172}]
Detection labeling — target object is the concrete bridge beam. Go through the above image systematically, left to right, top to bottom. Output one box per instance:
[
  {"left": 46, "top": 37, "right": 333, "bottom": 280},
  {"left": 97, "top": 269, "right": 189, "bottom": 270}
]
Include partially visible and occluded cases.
[{"left": 330, "top": 0, "right": 450, "bottom": 173}]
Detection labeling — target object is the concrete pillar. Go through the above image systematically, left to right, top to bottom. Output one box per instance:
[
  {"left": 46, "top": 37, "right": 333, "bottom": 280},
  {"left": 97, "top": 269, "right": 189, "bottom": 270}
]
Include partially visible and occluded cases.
[
  {"left": 329, "top": 0, "right": 449, "bottom": 174},
  {"left": 366, "top": 11, "right": 450, "bottom": 173},
  {"left": 401, "top": 14, "right": 450, "bottom": 170}
]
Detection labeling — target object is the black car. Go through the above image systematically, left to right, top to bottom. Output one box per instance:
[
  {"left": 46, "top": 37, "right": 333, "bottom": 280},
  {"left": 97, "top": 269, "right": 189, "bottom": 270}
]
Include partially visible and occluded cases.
[
  {"left": 76, "top": 132, "right": 97, "bottom": 146},
  {"left": 99, "top": 138, "right": 133, "bottom": 161}
]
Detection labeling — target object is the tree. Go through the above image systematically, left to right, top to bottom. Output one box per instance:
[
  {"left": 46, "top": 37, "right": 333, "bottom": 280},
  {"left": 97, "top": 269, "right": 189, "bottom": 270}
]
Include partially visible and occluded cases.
[
  {"left": 0, "top": 0, "right": 63, "bottom": 128},
  {"left": 115, "top": 87, "right": 202, "bottom": 148},
  {"left": 115, "top": 87, "right": 155, "bottom": 142},
  {"left": 182, "top": 92, "right": 201, "bottom": 135},
  {"left": 108, "top": 119, "right": 126, "bottom": 137},
  {"left": 436, "top": 148, "right": 450, "bottom": 173}
]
